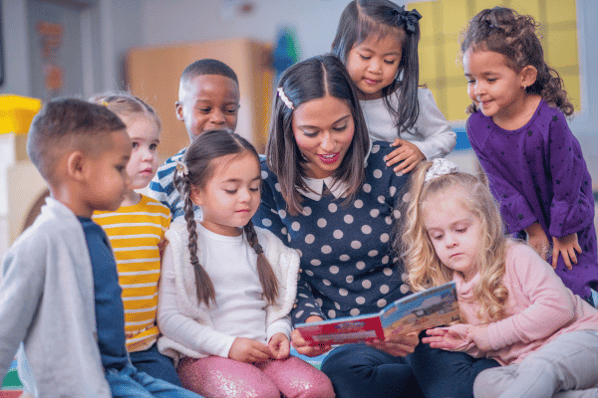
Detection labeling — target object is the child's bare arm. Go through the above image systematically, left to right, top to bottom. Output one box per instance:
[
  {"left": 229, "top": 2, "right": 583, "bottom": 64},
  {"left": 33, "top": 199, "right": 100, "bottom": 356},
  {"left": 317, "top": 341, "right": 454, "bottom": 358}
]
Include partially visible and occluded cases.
[{"left": 525, "top": 222, "right": 549, "bottom": 260}]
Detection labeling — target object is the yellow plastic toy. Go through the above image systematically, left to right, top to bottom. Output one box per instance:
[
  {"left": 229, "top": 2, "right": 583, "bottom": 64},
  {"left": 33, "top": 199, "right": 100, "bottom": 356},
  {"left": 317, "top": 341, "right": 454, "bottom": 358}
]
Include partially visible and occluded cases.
[{"left": 0, "top": 95, "right": 42, "bottom": 136}]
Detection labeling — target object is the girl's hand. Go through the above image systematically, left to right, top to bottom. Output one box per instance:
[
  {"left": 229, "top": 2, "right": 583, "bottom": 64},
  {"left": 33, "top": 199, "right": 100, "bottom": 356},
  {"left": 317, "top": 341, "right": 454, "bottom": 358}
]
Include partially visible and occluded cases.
[
  {"left": 385, "top": 138, "right": 425, "bottom": 174},
  {"left": 525, "top": 222, "right": 550, "bottom": 260},
  {"left": 552, "top": 233, "right": 582, "bottom": 270},
  {"left": 291, "top": 316, "right": 332, "bottom": 357},
  {"left": 422, "top": 327, "right": 469, "bottom": 351},
  {"left": 367, "top": 331, "right": 419, "bottom": 357},
  {"left": 268, "top": 332, "right": 290, "bottom": 360},
  {"left": 228, "top": 337, "right": 272, "bottom": 364}
]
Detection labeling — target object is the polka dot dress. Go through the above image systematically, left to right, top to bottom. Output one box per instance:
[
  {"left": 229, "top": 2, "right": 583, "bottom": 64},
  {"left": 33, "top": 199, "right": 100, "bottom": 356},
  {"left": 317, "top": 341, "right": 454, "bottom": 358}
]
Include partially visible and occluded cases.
[{"left": 254, "top": 141, "right": 412, "bottom": 324}]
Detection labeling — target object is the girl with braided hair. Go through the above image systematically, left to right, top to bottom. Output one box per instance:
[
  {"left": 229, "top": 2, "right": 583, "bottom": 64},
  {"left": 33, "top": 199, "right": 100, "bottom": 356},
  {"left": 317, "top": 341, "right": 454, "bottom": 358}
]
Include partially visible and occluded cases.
[
  {"left": 462, "top": 7, "right": 598, "bottom": 303},
  {"left": 156, "top": 129, "right": 334, "bottom": 398}
]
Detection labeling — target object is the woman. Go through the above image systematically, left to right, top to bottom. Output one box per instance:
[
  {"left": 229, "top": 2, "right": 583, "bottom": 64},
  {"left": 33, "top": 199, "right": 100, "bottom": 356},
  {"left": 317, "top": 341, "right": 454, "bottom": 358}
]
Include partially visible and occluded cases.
[{"left": 253, "top": 54, "right": 495, "bottom": 398}]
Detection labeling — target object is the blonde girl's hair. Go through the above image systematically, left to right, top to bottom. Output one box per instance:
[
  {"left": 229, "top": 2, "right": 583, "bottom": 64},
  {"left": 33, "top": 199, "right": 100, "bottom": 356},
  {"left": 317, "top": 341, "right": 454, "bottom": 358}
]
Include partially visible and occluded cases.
[
  {"left": 461, "top": 7, "right": 574, "bottom": 116},
  {"left": 89, "top": 91, "right": 161, "bottom": 128},
  {"left": 173, "top": 129, "right": 279, "bottom": 307},
  {"left": 396, "top": 162, "right": 509, "bottom": 322}
]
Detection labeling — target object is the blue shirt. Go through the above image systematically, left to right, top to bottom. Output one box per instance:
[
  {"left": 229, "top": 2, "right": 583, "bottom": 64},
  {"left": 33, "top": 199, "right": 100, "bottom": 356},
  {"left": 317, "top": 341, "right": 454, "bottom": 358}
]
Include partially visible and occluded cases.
[
  {"left": 253, "top": 141, "right": 412, "bottom": 325},
  {"left": 79, "top": 217, "right": 129, "bottom": 370}
]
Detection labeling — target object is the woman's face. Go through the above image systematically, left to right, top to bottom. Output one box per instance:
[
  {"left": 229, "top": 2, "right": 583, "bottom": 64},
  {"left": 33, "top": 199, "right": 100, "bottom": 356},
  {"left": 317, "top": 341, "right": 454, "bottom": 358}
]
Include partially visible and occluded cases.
[{"left": 292, "top": 95, "right": 355, "bottom": 179}]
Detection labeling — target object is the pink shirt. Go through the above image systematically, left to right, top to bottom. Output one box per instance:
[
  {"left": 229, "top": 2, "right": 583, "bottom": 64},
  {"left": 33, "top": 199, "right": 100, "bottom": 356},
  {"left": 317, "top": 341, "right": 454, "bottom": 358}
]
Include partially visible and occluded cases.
[{"left": 447, "top": 242, "right": 598, "bottom": 365}]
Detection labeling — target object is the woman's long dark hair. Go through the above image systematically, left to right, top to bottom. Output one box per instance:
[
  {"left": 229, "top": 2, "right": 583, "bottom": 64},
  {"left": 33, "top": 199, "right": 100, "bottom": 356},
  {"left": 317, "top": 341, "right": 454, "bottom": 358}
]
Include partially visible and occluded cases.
[{"left": 266, "top": 54, "right": 370, "bottom": 216}]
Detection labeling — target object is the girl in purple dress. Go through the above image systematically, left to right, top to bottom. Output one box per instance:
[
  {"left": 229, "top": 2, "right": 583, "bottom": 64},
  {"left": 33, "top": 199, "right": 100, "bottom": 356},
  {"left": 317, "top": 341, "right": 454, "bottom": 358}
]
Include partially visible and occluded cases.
[{"left": 461, "top": 7, "right": 598, "bottom": 302}]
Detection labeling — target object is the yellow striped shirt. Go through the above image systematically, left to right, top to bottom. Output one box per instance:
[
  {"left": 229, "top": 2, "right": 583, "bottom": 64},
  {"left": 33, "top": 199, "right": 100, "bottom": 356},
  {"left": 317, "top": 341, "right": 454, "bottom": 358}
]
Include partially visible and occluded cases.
[{"left": 93, "top": 194, "right": 171, "bottom": 352}]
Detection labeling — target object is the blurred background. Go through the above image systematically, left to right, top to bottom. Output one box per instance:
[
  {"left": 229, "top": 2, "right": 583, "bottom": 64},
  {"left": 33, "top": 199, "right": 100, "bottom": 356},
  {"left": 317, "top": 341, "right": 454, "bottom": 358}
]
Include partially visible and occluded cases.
[{"left": 0, "top": 0, "right": 597, "bottom": 260}]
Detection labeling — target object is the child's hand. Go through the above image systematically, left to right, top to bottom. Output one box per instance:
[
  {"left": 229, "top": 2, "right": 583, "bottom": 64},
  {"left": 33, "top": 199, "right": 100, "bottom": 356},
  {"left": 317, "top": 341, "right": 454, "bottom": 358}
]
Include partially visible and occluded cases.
[
  {"left": 385, "top": 138, "right": 425, "bottom": 174},
  {"left": 525, "top": 222, "right": 550, "bottom": 260},
  {"left": 552, "top": 233, "right": 582, "bottom": 270},
  {"left": 291, "top": 316, "right": 332, "bottom": 357},
  {"left": 422, "top": 327, "right": 469, "bottom": 351},
  {"left": 367, "top": 331, "right": 419, "bottom": 357},
  {"left": 268, "top": 332, "right": 290, "bottom": 360},
  {"left": 228, "top": 337, "right": 272, "bottom": 363}
]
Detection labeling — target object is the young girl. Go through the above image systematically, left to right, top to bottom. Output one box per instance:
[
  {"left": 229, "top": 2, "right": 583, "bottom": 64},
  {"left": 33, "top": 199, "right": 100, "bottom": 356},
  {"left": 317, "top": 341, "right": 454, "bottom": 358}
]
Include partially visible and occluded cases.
[
  {"left": 332, "top": 0, "right": 456, "bottom": 175},
  {"left": 461, "top": 7, "right": 598, "bottom": 302},
  {"left": 90, "top": 92, "right": 181, "bottom": 386},
  {"left": 156, "top": 129, "right": 335, "bottom": 398},
  {"left": 401, "top": 159, "right": 598, "bottom": 397}
]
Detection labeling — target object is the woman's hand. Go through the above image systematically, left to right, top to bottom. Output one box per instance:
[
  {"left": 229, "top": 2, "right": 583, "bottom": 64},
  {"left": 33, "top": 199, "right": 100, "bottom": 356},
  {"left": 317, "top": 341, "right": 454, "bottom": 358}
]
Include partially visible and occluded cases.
[
  {"left": 385, "top": 138, "right": 425, "bottom": 174},
  {"left": 525, "top": 222, "right": 550, "bottom": 260},
  {"left": 552, "top": 233, "right": 582, "bottom": 270},
  {"left": 291, "top": 316, "right": 332, "bottom": 357},
  {"left": 367, "top": 331, "right": 419, "bottom": 357},
  {"left": 268, "top": 332, "right": 290, "bottom": 360},
  {"left": 228, "top": 337, "right": 272, "bottom": 363}
]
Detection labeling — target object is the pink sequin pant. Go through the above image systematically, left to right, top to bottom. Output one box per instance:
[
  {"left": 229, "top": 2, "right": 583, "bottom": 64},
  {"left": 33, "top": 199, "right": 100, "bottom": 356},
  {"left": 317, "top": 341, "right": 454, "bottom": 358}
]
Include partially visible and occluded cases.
[{"left": 178, "top": 355, "right": 335, "bottom": 398}]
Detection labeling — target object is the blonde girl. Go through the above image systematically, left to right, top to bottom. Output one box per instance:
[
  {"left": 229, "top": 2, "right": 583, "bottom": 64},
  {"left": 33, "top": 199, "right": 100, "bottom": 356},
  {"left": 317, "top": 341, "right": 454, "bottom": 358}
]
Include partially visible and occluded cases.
[
  {"left": 332, "top": 0, "right": 456, "bottom": 174},
  {"left": 462, "top": 7, "right": 598, "bottom": 302},
  {"left": 90, "top": 92, "right": 181, "bottom": 386},
  {"left": 156, "top": 129, "right": 334, "bottom": 398},
  {"left": 401, "top": 159, "right": 598, "bottom": 398}
]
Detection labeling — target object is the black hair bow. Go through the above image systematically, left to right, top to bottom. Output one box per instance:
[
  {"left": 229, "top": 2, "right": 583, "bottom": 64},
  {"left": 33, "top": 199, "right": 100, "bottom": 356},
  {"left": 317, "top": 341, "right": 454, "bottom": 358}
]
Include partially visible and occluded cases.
[{"left": 393, "top": 7, "right": 422, "bottom": 33}]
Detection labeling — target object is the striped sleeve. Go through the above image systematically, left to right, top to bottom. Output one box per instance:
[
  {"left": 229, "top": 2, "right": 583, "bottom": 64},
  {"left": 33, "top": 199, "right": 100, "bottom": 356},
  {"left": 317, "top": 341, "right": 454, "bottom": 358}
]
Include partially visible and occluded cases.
[{"left": 93, "top": 195, "right": 171, "bottom": 352}]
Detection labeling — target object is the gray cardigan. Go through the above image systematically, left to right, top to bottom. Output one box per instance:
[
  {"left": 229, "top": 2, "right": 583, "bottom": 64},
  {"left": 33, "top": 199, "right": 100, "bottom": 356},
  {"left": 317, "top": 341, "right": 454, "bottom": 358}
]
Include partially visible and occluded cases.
[{"left": 0, "top": 197, "right": 110, "bottom": 397}]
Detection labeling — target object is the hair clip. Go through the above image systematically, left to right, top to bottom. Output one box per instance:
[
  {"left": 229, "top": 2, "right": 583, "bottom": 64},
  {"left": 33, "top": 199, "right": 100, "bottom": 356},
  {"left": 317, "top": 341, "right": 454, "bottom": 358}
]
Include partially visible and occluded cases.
[
  {"left": 392, "top": 7, "right": 422, "bottom": 33},
  {"left": 484, "top": 20, "right": 496, "bottom": 29},
  {"left": 277, "top": 87, "right": 294, "bottom": 110},
  {"left": 101, "top": 101, "right": 109, "bottom": 106},
  {"left": 424, "top": 158, "right": 459, "bottom": 183},
  {"left": 175, "top": 160, "right": 189, "bottom": 177}
]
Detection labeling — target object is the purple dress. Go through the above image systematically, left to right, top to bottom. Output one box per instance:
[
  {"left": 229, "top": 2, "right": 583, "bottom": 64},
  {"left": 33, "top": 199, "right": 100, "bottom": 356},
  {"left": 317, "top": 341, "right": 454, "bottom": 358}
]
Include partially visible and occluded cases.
[{"left": 467, "top": 99, "right": 598, "bottom": 299}]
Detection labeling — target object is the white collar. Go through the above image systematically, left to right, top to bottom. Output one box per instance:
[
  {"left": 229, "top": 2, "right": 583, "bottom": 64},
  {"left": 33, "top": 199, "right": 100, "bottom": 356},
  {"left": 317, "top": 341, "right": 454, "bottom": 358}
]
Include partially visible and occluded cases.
[{"left": 298, "top": 138, "right": 373, "bottom": 201}]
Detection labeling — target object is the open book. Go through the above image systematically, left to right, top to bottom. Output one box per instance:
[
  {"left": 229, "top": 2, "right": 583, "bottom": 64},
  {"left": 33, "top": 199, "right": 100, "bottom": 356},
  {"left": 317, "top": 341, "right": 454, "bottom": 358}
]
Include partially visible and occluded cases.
[{"left": 295, "top": 281, "right": 459, "bottom": 346}]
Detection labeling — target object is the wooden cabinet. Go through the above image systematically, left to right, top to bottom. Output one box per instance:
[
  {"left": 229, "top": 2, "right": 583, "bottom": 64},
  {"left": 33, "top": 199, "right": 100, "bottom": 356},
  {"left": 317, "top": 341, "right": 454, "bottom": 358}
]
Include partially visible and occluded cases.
[{"left": 126, "top": 38, "right": 273, "bottom": 159}]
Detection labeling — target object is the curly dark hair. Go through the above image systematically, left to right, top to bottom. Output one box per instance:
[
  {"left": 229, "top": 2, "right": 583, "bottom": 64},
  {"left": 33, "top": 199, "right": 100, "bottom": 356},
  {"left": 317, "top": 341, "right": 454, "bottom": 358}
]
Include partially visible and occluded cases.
[{"left": 461, "top": 7, "right": 574, "bottom": 116}]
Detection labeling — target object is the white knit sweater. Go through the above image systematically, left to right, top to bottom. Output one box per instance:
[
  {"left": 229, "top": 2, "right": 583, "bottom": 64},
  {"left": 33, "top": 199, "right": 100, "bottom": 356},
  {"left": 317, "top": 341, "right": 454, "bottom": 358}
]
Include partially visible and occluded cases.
[{"left": 157, "top": 221, "right": 300, "bottom": 363}]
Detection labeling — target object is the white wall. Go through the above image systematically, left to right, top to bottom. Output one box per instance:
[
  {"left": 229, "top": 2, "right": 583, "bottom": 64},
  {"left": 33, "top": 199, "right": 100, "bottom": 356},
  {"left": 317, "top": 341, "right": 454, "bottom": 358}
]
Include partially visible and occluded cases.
[{"left": 139, "top": 0, "right": 349, "bottom": 61}]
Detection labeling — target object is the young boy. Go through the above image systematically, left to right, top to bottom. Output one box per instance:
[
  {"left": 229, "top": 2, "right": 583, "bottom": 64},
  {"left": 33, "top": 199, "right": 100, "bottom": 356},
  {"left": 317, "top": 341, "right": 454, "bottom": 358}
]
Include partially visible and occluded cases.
[
  {"left": 148, "top": 59, "right": 240, "bottom": 220},
  {"left": 0, "top": 98, "right": 203, "bottom": 398}
]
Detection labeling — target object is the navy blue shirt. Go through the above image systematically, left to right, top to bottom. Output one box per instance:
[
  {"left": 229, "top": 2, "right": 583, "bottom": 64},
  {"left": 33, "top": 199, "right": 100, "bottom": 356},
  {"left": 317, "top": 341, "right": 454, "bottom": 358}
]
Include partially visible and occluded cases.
[
  {"left": 254, "top": 141, "right": 412, "bottom": 325},
  {"left": 79, "top": 217, "right": 129, "bottom": 370}
]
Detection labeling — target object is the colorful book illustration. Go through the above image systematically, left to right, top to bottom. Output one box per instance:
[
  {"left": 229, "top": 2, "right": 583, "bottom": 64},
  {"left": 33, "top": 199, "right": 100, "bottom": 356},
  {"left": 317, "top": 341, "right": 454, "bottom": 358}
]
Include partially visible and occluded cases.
[{"left": 295, "top": 281, "right": 460, "bottom": 346}]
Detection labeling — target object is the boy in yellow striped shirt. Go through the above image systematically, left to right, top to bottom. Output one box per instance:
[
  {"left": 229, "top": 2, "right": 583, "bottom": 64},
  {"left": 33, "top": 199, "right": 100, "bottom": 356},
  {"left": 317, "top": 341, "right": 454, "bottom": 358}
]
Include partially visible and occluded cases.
[{"left": 92, "top": 93, "right": 181, "bottom": 386}]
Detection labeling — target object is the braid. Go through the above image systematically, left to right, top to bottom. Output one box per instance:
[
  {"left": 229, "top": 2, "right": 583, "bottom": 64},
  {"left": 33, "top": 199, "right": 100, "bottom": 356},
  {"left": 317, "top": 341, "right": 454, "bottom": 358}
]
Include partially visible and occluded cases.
[
  {"left": 175, "top": 171, "right": 216, "bottom": 306},
  {"left": 244, "top": 220, "right": 279, "bottom": 304}
]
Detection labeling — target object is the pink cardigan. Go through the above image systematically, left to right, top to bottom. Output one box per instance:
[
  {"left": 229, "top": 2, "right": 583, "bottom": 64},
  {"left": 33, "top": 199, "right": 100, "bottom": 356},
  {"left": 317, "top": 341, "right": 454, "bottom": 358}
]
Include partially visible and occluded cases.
[{"left": 446, "top": 242, "right": 598, "bottom": 365}]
